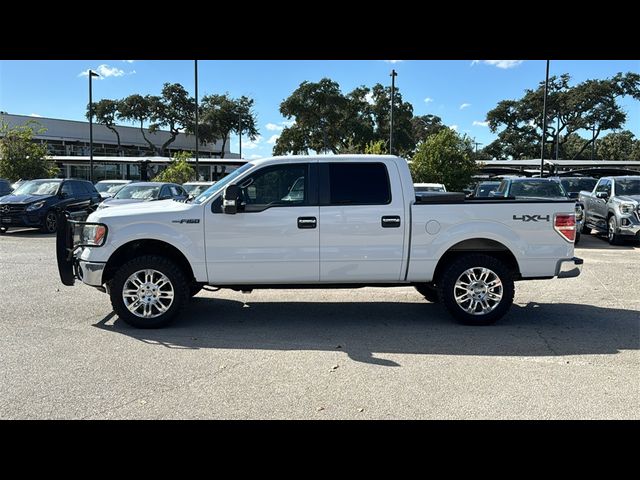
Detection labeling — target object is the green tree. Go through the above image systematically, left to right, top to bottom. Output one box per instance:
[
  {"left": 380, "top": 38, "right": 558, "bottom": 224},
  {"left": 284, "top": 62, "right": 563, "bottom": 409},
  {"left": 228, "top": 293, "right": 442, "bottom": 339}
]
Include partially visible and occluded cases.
[
  {"left": 486, "top": 72, "right": 640, "bottom": 159},
  {"left": 275, "top": 78, "right": 350, "bottom": 155},
  {"left": 148, "top": 83, "right": 196, "bottom": 156},
  {"left": 368, "top": 83, "right": 415, "bottom": 157},
  {"left": 118, "top": 94, "right": 158, "bottom": 154},
  {"left": 197, "top": 94, "right": 258, "bottom": 159},
  {"left": 86, "top": 99, "right": 123, "bottom": 154},
  {"left": 411, "top": 114, "right": 446, "bottom": 145},
  {"left": 0, "top": 121, "right": 58, "bottom": 181},
  {"left": 409, "top": 129, "right": 477, "bottom": 192},
  {"left": 597, "top": 130, "right": 636, "bottom": 160},
  {"left": 364, "top": 139, "right": 388, "bottom": 154},
  {"left": 632, "top": 139, "right": 640, "bottom": 160},
  {"left": 152, "top": 151, "right": 195, "bottom": 184}
]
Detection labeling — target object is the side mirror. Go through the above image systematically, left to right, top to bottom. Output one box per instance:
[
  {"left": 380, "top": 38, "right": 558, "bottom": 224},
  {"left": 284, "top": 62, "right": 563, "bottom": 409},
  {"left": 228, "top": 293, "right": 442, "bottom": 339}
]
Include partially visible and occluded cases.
[
  {"left": 223, "top": 185, "right": 241, "bottom": 215},
  {"left": 595, "top": 191, "right": 609, "bottom": 200}
]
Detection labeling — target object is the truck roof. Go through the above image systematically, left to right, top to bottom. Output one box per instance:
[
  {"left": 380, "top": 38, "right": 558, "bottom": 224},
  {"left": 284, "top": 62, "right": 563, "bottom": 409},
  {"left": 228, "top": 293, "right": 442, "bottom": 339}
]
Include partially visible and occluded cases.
[{"left": 247, "top": 154, "right": 405, "bottom": 168}]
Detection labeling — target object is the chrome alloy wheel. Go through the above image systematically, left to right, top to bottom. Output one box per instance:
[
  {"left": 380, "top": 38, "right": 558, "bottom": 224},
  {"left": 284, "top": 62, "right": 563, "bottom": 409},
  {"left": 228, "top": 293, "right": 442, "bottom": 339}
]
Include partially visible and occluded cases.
[
  {"left": 454, "top": 267, "right": 503, "bottom": 315},
  {"left": 122, "top": 269, "right": 174, "bottom": 319}
]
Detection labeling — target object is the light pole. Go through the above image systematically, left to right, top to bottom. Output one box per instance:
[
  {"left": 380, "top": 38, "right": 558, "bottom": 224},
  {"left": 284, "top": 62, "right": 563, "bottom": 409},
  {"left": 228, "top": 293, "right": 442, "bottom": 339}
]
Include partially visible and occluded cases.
[
  {"left": 194, "top": 60, "right": 199, "bottom": 180},
  {"left": 539, "top": 60, "right": 550, "bottom": 177},
  {"left": 88, "top": 69, "right": 99, "bottom": 182},
  {"left": 389, "top": 69, "right": 397, "bottom": 155},
  {"left": 238, "top": 109, "right": 243, "bottom": 159},
  {"left": 555, "top": 115, "right": 560, "bottom": 160},
  {"left": 591, "top": 124, "right": 596, "bottom": 160},
  {"left": 474, "top": 140, "right": 483, "bottom": 158}
]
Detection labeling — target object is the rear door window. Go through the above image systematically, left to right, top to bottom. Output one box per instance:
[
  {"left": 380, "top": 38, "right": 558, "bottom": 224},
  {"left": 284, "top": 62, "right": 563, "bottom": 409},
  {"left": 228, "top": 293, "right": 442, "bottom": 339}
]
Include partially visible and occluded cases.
[{"left": 327, "top": 163, "right": 390, "bottom": 205}]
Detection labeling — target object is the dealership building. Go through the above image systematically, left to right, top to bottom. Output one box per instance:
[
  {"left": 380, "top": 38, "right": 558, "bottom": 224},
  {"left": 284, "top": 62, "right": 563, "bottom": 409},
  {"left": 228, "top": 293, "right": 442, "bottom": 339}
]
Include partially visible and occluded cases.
[{"left": 0, "top": 113, "right": 246, "bottom": 181}]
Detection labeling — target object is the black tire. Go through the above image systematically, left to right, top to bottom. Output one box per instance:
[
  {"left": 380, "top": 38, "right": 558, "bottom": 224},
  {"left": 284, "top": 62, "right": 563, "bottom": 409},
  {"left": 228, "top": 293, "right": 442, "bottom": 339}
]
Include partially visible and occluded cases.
[
  {"left": 41, "top": 210, "right": 58, "bottom": 233},
  {"left": 607, "top": 216, "right": 623, "bottom": 246},
  {"left": 580, "top": 224, "right": 591, "bottom": 235},
  {"left": 574, "top": 231, "right": 581, "bottom": 245},
  {"left": 438, "top": 254, "right": 515, "bottom": 326},
  {"left": 110, "top": 255, "right": 189, "bottom": 328},
  {"left": 415, "top": 283, "right": 440, "bottom": 303},
  {"left": 190, "top": 284, "right": 203, "bottom": 297}
]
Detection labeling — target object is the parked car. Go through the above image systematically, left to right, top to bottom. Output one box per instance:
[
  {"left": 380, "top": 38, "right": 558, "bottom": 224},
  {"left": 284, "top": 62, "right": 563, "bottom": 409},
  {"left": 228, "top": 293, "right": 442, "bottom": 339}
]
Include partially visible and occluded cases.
[
  {"left": 57, "top": 155, "right": 581, "bottom": 329},
  {"left": 578, "top": 176, "right": 640, "bottom": 245},
  {"left": 556, "top": 177, "right": 597, "bottom": 200},
  {"left": 0, "top": 178, "right": 101, "bottom": 233},
  {"left": 490, "top": 178, "right": 568, "bottom": 200},
  {"left": 0, "top": 179, "right": 13, "bottom": 198},
  {"left": 11, "top": 179, "right": 26, "bottom": 191},
  {"left": 95, "top": 180, "right": 132, "bottom": 200},
  {"left": 182, "top": 181, "right": 215, "bottom": 198},
  {"left": 472, "top": 181, "right": 501, "bottom": 198},
  {"left": 97, "top": 182, "right": 188, "bottom": 210},
  {"left": 414, "top": 183, "right": 447, "bottom": 193}
]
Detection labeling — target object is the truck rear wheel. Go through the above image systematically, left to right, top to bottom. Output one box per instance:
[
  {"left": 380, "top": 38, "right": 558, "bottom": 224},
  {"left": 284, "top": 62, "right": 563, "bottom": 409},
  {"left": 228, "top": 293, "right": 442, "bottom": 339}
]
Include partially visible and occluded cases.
[
  {"left": 439, "top": 254, "right": 514, "bottom": 326},
  {"left": 110, "top": 255, "right": 189, "bottom": 328},
  {"left": 415, "top": 284, "right": 440, "bottom": 303}
]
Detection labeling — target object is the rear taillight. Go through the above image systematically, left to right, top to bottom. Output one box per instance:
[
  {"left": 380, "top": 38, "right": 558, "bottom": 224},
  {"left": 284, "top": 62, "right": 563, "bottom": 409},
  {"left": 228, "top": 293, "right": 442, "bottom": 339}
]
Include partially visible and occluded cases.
[{"left": 554, "top": 213, "right": 576, "bottom": 242}]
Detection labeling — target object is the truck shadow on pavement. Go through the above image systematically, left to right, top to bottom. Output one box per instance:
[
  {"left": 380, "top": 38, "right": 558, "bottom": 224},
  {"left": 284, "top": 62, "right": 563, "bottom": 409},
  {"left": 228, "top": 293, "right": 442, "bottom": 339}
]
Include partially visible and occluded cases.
[{"left": 93, "top": 298, "right": 640, "bottom": 366}]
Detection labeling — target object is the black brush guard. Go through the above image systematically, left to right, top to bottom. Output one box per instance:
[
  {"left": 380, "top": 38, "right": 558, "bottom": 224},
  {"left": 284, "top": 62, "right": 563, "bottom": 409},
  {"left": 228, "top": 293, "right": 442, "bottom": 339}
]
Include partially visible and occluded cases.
[{"left": 56, "top": 209, "right": 93, "bottom": 286}]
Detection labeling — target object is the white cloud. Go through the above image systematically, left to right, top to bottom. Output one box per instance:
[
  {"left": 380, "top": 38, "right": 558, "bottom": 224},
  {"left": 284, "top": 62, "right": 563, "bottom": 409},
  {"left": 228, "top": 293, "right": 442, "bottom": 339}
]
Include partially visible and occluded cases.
[
  {"left": 123, "top": 60, "right": 135, "bottom": 63},
  {"left": 384, "top": 60, "right": 403, "bottom": 64},
  {"left": 471, "top": 60, "right": 523, "bottom": 69},
  {"left": 79, "top": 64, "right": 127, "bottom": 79},
  {"left": 365, "top": 91, "right": 375, "bottom": 105},
  {"left": 424, "top": 97, "right": 434, "bottom": 104},
  {"left": 460, "top": 103, "right": 471, "bottom": 110},
  {"left": 28, "top": 113, "right": 42, "bottom": 117},
  {"left": 282, "top": 120, "right": 295, "bottom": 127},
  {"left": 472, "top": 120, "right": 489, "bottom": 127},
  {"left": 265, "top": 123, "right": 283, "bottom": 131},
  {"left": 450, "top": 125, "right": 459, "bottom": 131},
  {"left": 267, "top": 134, "right": 280, "bottom": 145},
  {"left": 242, "top": 136, "right": 262, "bottom": 150},
  {"left": 249, "top": 154, "right": 262, "bottom": 160}
]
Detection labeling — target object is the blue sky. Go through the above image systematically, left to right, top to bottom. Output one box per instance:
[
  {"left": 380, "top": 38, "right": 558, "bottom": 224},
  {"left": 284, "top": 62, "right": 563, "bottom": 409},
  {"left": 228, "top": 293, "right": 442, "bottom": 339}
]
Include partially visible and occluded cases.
[{"left": 1, "top": 59, "right": 638, "bottom": 159}]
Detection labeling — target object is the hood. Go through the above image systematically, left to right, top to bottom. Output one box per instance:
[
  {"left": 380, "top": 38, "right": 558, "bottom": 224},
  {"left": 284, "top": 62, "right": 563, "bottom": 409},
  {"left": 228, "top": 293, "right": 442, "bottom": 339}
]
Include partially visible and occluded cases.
[
  {"left": 0, "top": 194, "right": 55, "bottom": 205},
  {"left": 617, "top": 195, "right": 640, "bottom": 204},
  {"left": 99, "top": 198, "right": 150, "bottom": 208},
  {"left": 89, "top": 199, "right": 196, "bottom": 222}
]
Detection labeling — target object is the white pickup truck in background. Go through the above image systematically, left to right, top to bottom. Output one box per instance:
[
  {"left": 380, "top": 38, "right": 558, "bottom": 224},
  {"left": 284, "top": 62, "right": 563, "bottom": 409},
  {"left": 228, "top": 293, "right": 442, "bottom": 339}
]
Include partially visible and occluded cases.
[{"left": 57, "top": 155, "right": 582, "bottom": 328}]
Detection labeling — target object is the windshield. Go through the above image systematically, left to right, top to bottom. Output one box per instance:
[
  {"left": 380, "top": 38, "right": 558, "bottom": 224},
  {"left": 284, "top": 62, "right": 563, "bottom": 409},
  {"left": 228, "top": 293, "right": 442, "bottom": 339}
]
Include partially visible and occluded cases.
[
  {"left": 193, "top": 163, "right": 254, "bottom": 205},
  {"left": 560, "top": 178, "right": 597, "bottom": 193},
  {"left": 616, "top": 179, "right": 640, "bottom": 196},
  {"left": 12, "top": 180, "right": 60, "bottom": 196},
  {"left": 509, "top": 181, "right": 565, "bottom": 198},
  {"left": 96, "top": 182, "right": 127, "bottom": 193},
  {"left": 475, "top": 182, "right": 501, "bottom": 197},
  {"left": 114, "top": 184, "right": 161, "bottom": 200},
  {"left": 184, "top": 184, "right": 213, "bottom": 196}
]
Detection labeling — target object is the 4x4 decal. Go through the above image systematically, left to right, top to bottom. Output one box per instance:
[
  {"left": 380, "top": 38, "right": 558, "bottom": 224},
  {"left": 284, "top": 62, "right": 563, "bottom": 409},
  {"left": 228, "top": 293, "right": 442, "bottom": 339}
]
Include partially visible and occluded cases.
[{"left": 513, "top": 214, "right": 550, "bottom": 222}]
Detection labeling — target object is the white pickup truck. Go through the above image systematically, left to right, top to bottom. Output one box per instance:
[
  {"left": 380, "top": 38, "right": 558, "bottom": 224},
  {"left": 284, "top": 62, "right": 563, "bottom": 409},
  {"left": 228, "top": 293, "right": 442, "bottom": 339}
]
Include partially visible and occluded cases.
[{"left": 57, "top": 155, "right": 582, "bottom": 328}]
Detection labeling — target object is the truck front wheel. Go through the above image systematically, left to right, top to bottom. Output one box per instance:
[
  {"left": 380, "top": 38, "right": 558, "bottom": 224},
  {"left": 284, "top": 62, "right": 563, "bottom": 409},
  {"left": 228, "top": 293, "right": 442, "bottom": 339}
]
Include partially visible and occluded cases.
[
  {"left": 439, "top": 254, "right": 515, "bottom": 326},
  {"left": 110, "top": 255, "right": 189, "bottom": 328}
]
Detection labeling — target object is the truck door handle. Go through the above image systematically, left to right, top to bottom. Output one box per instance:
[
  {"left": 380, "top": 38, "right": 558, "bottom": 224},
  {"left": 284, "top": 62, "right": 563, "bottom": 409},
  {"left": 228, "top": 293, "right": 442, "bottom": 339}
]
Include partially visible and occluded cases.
[
  {"left": 381, "top": 216, "right": 401, "bottom": 228},
  {"left": 297, "top": 217, "right": 317, "bottom": 229}
]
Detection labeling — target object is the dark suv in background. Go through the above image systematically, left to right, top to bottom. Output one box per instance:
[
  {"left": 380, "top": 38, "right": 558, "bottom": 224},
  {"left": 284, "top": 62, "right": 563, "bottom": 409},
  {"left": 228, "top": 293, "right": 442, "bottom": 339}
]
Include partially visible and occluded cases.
[{"left": 0, "top": 179, "right": 101, "bottom": 233}]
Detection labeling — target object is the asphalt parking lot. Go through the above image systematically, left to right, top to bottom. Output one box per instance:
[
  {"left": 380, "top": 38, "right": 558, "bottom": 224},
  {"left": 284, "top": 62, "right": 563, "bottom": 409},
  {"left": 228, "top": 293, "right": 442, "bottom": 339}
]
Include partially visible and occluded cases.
[{"left": 0, "top": 229, "right": 638, "bottom": 419}]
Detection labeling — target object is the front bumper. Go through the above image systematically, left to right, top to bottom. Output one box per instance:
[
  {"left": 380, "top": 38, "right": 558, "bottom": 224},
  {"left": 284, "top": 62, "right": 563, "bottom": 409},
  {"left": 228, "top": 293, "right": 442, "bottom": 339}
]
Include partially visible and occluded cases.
[
  {"left": 0, "top": 212, "right": 45, "bottom": 228},
  {"left": 616, "top": 217, "right": 640, "bottom": 236},
  {"left": 556, "top": 257, "right": 583, "bottom": 278},
  {"left": 78, "top": 260, "right": 106, "bottom": 286}
]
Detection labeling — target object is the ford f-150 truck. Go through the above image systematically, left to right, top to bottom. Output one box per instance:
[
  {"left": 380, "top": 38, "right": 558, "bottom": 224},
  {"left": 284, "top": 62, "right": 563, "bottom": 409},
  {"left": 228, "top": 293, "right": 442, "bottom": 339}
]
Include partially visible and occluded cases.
[
  {"left": 56, "top": 155, "right": 582, "bottom": 328},
  {"left": 578, "top": 176, "right": 640, "bottom": 245}
]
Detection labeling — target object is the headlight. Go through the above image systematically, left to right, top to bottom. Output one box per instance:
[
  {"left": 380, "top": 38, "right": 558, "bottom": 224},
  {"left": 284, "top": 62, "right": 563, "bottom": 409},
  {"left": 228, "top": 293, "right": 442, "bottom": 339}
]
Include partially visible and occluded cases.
[
  {"left": 26, "top": 201, "right": 46, "bottom": 211},
  {"left": 620, "top": 203, "right": 636, "bottom": 214},
  {"left": 574, "top": 204, "right": 584, "bottom": 221},
  {"left": 80, "top": 224, "right": 107, "bottom": 246}
]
